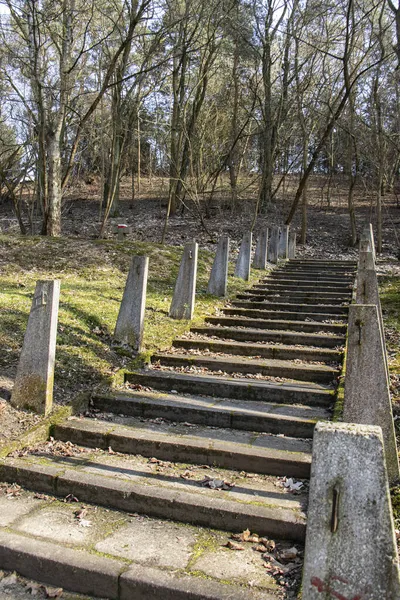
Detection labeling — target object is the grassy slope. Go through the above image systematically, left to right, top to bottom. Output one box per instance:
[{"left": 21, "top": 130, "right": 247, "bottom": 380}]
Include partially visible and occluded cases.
[
  {"left": 0, "top": 235, "right": 259, "bottom": 404},
  {"left": 380, "top": 277, "right": 400, "bottom": 525}
]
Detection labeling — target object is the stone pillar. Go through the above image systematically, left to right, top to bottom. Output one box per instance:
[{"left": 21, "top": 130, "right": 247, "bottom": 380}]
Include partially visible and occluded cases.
[
  {"left": 278, "top": 226, "right": 289, "bottom": 259},
  {"left": 268, "top": 227, "right": 280, "bottom": 264},
  {"left": 253, "top": 230, "right": 268, "bottom": 270},
  {"left": 288, "top": 231, "right": 296, "bottom": 259},
  {"left": 234, "top": 232, "right": 252, "bottom": 281},
  {"left": 207, "top": 235, "right": 229, "bottom": 297},
  {"left": 169, "top": 242, "right": 198, "bottom": 320},
  {"left": 114, "top": 256, "right": 149, "bottom": 353},
  {"left": 11, "top": 280, "right": 60, "bottom": 415},
  {"left": 343, "top": 304, "right": 399, "bottom": 483},
  {"left": 302, "top": 421, "right": 400, "bottom": 600}
]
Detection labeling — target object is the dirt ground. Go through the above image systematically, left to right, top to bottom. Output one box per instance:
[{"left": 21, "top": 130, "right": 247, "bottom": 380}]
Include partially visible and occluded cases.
[{"left": 0, "top": 174, "right": 399, "bottom": 259}]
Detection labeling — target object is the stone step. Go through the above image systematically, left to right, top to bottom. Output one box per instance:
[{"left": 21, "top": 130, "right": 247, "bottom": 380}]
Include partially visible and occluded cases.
[
  {"left": 287, "top": 259, "right": 357, "bottom": 266},
  {"left": 280, "top": 266, "right": 356, "bottom": 273},
  {"left": 266, "top": 273, "right": 354, "bottom": 282},
  {"left": 258, "top": 278, "right": 353, "bottom": 290},
  {"left": 253, "top": 283, "right": 353, "bottom": 293},
  {"left": 249, "top": 287, "right": 352, "bottom": 298},
  {"left": 237, "top": 292, "right": 349, "bottom": 305},
  {"left": 229, "top": 301, "right": 348, "bottom": 315},
  {"left": 221, "top": 308, "right": 346, "bottom": 323},
  {"left": 206, "top": 316, "right": 347, "bottom": 334},
  {"left": 192, "top": 325, "right": 345, "bottom": 347},
  {"left": 173, "top": 338, "right": 342, "bottom": 363},
  {"left": 152, "top": 353, "right": 340, "bottom": 384},
  {"left": 124, "top": 370, "right": 334, "bottom": 406},
  {"left": 93, "top": 389, "right": 329, "bottom": 438},
  {"left": 53, "top": 417, "right": 312, "bottom": 478},
  {"left": 0, "top": 457, "right": 307, "bottom": 541},
  {"left": 0, "top": 525, "right": 278, "bottom": 600}
]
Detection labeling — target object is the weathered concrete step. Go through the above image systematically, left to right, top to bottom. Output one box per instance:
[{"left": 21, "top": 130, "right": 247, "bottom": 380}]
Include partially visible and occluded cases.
[
  {"left": 287, "top": 259, "right": 357, "bottom": 266},
  {"left": 280, "top": 265, "right": 356, "bottom": 273},
  {"left": 262, "top": 269, "right": 355, "bottom": 284},
  {"left": 268, "top": 271, "right": 354, "bottom": 286},
  {"left": 258, "top": 278, "right": 353, "bottom": 290},
  {"left": 253, "top": 282, "right": 353, "bottom": 293},
  {"left": 249, "top": 287, "right": 352, "bottom": 298},
  {"left": 237, "top": 292, "right": 350, "bottom": 305},
  {"left": 229, "top": 301, "right": 348, "bottom": 315},
  {"left": 221, "top": 308, "right": 346, "bottom": 323},
  {"left": 206, "top": 316, "right": 347, "bottom": 334},
  {"left": 192, "top": 325, "right": 345, "bottom": 347},
  {"left": 173, "top": 338, "right": 342, "bottom": 363},
  {"left": 152, "top": 353, "right": 339, "bottom": 384},
  {"left": 125, "top": 370, "right": 334, "bottom": 406},
  {"left": 93, "top": 390, "right": 329, "bottom": 438},
  {"left": 53, "top": 418, "right": 312, "bottom": 478},
  {"left": 0, "top": 458, "right": 307, "bottom": 541},
  {"left": 0, "top": 528, "right": 276, "bottom": 600}
]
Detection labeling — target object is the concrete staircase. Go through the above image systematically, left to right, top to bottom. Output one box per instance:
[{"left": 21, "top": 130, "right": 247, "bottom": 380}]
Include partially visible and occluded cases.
[{"left": 0, "top": 258, "right": 357, "bottom": 599}]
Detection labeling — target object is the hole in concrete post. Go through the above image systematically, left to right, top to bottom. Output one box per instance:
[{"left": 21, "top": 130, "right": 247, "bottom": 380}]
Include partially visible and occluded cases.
[
  {"left": 355, "top": 319, "right": 363, "bottom": 345},
  {"left": 331, "top": 486, "right": 340, "bottom": 533}
]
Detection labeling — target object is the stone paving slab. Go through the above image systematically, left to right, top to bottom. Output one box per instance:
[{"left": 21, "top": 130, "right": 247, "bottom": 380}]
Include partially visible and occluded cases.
[{"left": 0, "top": 488, "right": 287, "bottom": 599}]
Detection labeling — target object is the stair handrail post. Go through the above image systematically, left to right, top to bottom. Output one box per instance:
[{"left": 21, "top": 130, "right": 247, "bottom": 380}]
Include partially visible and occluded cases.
[
  {"left": 207, "top": 235, "right": 230, "bottom": 296},
  {"left": 170, "top": 241, "right": 198, "bottom": 320},
  {"left": 113, "top": 255, "right": 149, "bottom": 353},
  {"left": 11, "top": 279, "right": 60, "bottom": 416}
]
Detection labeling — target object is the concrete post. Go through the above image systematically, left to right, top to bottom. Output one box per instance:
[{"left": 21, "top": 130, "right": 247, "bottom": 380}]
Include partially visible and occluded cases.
[
  {"left": 278, "top": 226, "right": 289, "bottom": 259},
  {"left": 268, "top": 227, "right": 280, "bottom": 264},
  {"left": 253, "top": 230, "right": 268, "bottom": 270},
  {"left": 288, "top": 231, "right": 296, "bottom": 259},
  {"left": 234, "top": 232, "right": 252, "bottom": 280},
  {"left": 207, "top": 235, "right": 229, "bottom": 296},
  {"left": 169, "top": 242, "right": 198, "bottom": 320},
  {"left": 113, "top": 256, "right": 149, "bottom": 353},
  {"left": 11, "top": 280, "right": 60, "bottom": 416},
  {"left": 343, "top": 304, "right": 399, "bottom": 483},
  {"left": 302, "top": 421, "right": 400, "bottom": 600}
]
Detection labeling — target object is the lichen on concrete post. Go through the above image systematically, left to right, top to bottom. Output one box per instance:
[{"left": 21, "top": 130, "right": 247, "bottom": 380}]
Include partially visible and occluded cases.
[
  {"left": 278, "top": 226, "right": 289, "bottom": 259},
  {"left": 268, "top": 227, "right": 280, "bottom": 264},
  {"left": 253, "top": 230, "right": 268, "bottom": 270},
  {"left": 288, "top": 231, "right": 296, "bottom": 259},
  {"left": 234, "top": 232, "right": 252, "bottom": 281},
  {"left": 207, "top": 235, "right": 229, "bottom": 296},
  {"left": 169, "top": 242, "right": 198, "bottom": 320},
  {"left": 113, "top": 256, "right": 149, "bottom": 353},
  {"left": 11, "top": 280, "right": 60, "bottom": 416},
  {"left": 343, "top": 304, "right": 399, "bottom": 483},
  {"left": 302, "top": 421, "right": 400, "bottom": 600}
]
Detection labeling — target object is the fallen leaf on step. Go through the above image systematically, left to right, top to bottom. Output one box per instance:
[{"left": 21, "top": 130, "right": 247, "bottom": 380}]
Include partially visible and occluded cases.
[
  {"left": 200, "top": 476, "right": 234, "bottom": 490},
  {"left": 64, "top": 494, "right": 79, "bottom": 503},
  {"left": 74, "top": 508, "right": 88, "bottom": 520},
  {"left": 79, "top": 519, "right": 92, "bottom": 528},
  {"left": 259, "top": 538, "right": 276, "bottom": 552},
  {"left": 225, "top": 540, "right": 245, "bottom": 551},
  {"left": 278, "top": 547, "right": 298, "bottom": 563},
  {"left": 1, "top": 573, "right": 17, "bottom": 586},
  {"left": 26, "top": 582, "right": 41, "bottom": 596},
  {"left": 44, "top": 586, "right": 63, "bottom": 598}
]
